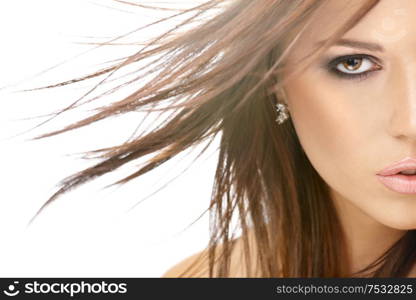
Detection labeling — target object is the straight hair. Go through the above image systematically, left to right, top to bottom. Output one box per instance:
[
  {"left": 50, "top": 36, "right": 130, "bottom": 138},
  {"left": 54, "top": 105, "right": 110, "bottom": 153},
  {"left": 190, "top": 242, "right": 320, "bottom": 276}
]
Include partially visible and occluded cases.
[{"left": 24, "top": 0, "right": 416, "bottom": 277}]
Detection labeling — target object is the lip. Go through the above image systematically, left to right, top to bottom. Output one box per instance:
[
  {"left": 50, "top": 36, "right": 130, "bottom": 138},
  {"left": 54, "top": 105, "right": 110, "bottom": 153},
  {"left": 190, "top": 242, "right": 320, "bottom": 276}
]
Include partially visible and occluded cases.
[
  {"left": 376, "top": 157, "right": 416, "bottom": 194},
  {"left": 377, "top": 157, "right": 416, "bottom": 176}
]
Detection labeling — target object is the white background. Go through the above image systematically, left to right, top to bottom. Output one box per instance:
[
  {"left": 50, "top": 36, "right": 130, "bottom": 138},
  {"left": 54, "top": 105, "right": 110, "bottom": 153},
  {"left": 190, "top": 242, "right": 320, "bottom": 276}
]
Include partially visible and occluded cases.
[{"left": 0, "top": 0, "right": 222, "bottom": 277}]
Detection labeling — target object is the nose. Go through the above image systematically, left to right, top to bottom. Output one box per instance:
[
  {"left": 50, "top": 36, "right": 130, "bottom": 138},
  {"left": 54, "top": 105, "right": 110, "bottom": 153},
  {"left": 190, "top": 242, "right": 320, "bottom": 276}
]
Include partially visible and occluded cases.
[{"left": 388, "top": 62, "right": 416, "bottom": 143}]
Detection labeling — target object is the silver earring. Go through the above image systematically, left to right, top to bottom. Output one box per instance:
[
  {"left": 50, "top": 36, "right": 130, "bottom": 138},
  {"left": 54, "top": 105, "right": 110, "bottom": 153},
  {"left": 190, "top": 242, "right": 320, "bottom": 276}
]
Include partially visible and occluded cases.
[{"left": 275, "top": 102, "right": 289, "bottom": 124}]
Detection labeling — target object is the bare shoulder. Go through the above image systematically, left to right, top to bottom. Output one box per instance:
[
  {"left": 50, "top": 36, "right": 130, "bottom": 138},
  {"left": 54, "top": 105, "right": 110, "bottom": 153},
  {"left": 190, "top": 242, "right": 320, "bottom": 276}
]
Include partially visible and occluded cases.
[
  {"left": 161, "top": 228, "right": 259, "bottom": 277},
  {"left": 161, "top": 247, "right": 212, "bottom": 278}
]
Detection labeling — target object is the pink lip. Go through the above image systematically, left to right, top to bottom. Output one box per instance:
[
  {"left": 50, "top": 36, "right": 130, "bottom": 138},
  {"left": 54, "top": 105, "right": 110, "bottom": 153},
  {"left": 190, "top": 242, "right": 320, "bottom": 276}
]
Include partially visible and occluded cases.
[{"left": 376, "top": 157, "right": 416, "bottom": 194}]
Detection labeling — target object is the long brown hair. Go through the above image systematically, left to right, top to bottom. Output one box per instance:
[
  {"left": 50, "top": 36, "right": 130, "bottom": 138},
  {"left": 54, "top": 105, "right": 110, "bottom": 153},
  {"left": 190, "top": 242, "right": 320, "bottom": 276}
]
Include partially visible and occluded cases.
[{"left": 22, "top": 0, "right": 416, "bottom": 277}]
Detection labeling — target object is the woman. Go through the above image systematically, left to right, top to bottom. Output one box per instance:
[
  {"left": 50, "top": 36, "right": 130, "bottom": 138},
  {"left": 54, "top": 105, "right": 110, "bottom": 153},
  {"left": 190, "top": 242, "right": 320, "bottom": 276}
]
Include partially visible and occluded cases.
[{"left": 28, "top": 0, "right": 416, "bottom": 277}]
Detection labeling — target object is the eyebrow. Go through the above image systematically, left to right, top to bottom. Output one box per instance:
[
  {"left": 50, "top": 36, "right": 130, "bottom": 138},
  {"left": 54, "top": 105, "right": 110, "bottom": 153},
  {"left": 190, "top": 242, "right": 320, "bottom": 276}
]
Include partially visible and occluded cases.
[{"left": 316, "top": 38, "right": 385, "bottom": 52}]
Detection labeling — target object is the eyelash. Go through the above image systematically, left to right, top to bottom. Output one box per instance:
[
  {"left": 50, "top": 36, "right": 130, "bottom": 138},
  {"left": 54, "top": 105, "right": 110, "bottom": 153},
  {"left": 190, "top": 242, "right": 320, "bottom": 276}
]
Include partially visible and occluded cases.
[{"left": 326, "top": 54, "right": 382, "bottom": 81}]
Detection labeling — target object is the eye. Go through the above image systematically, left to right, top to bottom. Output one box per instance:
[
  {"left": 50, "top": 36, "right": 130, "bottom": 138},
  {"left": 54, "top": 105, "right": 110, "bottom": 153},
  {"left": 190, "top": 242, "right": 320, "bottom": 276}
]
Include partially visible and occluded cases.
[
  {"left": 326, "top": 54, "right": 382, "bottom": 80},
  {"left": 336, "top": 57, "right": 372, "bottom": 73}
]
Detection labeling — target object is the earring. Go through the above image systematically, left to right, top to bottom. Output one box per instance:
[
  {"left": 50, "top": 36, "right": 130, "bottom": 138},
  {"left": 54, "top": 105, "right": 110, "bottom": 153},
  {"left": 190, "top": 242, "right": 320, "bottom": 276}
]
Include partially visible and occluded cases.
[
  {"left": 273, "top": 87, "right": 290, "bottom": 124},
  {"left": 275, "top": 102, "right": 290, "bottom": 124}
]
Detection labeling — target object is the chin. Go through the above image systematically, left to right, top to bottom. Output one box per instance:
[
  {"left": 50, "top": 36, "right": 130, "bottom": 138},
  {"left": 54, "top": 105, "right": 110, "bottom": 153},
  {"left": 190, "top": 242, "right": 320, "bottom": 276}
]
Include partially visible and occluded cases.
[
  {"left": 369, "top": 197, "right": 416, "bottom": 230},
  {"left": 379, "top": 217, "right": 416, "bottom": 231}
]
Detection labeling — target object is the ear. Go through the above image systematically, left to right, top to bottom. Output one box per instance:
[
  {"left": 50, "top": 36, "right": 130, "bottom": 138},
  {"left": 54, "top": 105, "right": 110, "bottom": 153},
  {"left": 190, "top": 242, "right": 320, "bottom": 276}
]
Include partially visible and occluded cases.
[{"left": 273, "top": 86, "right": 289, "bottom": 106}]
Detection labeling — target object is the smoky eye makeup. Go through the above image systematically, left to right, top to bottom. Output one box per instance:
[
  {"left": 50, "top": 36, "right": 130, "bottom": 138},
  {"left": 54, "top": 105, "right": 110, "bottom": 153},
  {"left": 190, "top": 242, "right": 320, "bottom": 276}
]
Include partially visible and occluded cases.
[{"left": 321, "top": 53, "right": 383, "bottom": 81}]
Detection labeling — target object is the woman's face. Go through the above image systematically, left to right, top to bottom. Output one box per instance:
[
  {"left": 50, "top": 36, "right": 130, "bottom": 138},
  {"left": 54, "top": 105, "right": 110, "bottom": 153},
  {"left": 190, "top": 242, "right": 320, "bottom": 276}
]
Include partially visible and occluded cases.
[{"left": 283, "top": 0, "right": 416, "bottom": 230}]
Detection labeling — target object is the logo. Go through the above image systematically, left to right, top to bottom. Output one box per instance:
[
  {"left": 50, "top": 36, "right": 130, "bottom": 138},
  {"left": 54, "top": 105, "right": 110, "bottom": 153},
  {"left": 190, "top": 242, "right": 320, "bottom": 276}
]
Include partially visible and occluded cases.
[
  {"left": 371, "top": 8, "right": 407, "bottom": 43},
  {"left": 3, "top": 281, "right": 20, "bottom": 297}
]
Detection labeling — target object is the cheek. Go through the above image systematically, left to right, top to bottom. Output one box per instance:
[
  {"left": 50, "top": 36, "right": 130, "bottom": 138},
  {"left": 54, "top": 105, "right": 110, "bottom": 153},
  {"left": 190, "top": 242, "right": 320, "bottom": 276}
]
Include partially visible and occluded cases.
[
  {"left": 282, "top": 70, "right": 416, "bottom": 229},
  {"left": 284, "top": 76, "right": 374, "bottom": 194}
]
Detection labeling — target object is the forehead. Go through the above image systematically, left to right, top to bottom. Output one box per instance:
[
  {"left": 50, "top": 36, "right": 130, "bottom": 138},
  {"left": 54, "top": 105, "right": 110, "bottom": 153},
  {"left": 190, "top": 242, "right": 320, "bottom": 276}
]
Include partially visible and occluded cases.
[{"left": 288, "top": 0, "right": 415, "bottom": 60}]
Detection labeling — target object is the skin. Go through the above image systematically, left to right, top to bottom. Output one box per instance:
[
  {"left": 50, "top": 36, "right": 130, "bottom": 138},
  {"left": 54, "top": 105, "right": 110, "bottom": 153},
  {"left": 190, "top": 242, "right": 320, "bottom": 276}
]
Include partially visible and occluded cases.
[
  {"left": 163, "top": 0, "right": 416, "bottom": 278},
  {"left": 281, "top": 0, "right": 416, "bottom": 275}
]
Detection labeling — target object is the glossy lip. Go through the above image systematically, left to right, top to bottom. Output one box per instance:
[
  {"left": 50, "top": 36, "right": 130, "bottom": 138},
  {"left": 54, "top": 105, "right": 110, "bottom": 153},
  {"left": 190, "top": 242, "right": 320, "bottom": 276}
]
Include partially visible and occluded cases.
[
  {"left": 376, "top": 157, "right": 416, "bottom": 194},
  {"left": 377, "top": 157, "right": 416, "bottom": 176}
]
